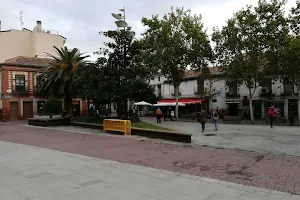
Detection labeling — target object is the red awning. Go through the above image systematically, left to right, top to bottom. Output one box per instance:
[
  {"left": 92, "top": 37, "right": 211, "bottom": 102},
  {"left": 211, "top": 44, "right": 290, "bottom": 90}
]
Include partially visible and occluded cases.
[{"left": 157, "top": 98, "right": 205, "bottom": 104}]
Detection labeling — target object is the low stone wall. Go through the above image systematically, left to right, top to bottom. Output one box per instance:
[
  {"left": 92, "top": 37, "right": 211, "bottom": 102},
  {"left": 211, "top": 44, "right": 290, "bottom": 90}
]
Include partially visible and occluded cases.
[
  {"left": 28, "top": 118, "right": 69, "bottom": 127},
  {"left": 71, "top": 122, "right": 191, "bottom": 143}
]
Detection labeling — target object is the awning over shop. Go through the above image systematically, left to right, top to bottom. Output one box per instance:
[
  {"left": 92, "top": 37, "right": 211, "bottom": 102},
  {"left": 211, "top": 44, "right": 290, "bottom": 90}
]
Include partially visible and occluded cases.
[{"left": 157, "top": 98, "right": 205, "bottom": 105}]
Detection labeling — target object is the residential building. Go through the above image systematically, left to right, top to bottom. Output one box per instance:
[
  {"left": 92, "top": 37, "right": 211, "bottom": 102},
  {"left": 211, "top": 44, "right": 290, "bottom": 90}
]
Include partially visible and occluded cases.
[
  {"left": 0, "top": 20, "right": 66, "bottom": 62},
  {"left": 0, "top": 56, "right": 88, "bottom": 121},
  {"left": 150, "top": 67, "right": 298, "bottom": 119}
]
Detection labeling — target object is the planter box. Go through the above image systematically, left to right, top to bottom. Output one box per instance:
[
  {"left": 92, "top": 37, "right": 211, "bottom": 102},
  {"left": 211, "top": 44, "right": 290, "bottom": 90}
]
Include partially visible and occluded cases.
[
  {"left": 28, "top": 118, "right": 69, "bottom": 127},
  {"left": 71, "top": 122, "right": 191, "bottom": 143}
]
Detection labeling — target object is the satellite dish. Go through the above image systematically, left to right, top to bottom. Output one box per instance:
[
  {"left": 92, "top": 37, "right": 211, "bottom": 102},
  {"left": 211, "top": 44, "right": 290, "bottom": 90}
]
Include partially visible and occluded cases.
[
  {"left": 112, "top": 13, "right": 122, "bottom": 20},
  {"left": 115, "top": 20, "right": 128, "bottom": 28}
]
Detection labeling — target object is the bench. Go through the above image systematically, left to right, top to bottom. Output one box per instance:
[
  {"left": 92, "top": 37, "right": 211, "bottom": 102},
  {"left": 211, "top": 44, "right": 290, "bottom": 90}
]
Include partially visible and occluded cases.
[
  {"left": 180, "top": 113, "right": 196, "bottom": 121},
  {"left": 223, "top": 116, "right": 242, "bottom": 123},
  {"left": 265, "top": 116, "right": 287, "bottom": 124},
  {"left": 103, "top": 119, "right": 131, "bottom": 135}
]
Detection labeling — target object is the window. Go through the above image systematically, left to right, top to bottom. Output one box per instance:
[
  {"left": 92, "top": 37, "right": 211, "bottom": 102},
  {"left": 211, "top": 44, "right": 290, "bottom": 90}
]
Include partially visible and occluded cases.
[
  {"left": 15, "top": 75, "right": 26, "bottom": 92},
  {"left": 35, "top": 75, "right": 43, "bottom": 90},
  {"left": 158, "top": 77, "right": 161, "bottom": 82},
  {"left": 197, "top": 78, "right": 204, "bottom": 93},
  {"left": 284, "top": 82, "right": 294, "bottom": 95},
  {"left": 228, "top": 83, "right": 238, "bottom": 96},
  {"left": 158, "top": 84, "right": 162, "bottom": 97},
  {"left": 212, "top": 99, "right": 217, "bottom": 103}
]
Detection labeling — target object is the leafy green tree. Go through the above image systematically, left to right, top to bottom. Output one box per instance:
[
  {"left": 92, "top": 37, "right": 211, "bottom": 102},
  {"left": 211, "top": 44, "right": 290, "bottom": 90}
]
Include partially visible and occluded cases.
[
  {"left": 212, "top": 0, "right": 288, "bottom": 123},
  {"left": 277, "top": 0, "right": 300, "bottom": 124},
  {"left": 140, "top": 7, "right": 213, "bottom": 120},
  {"left": 78, "top": 30, "right": 156, "bottom": 119},
  {"left": 279, "top": 36, "right": 300, "bottom": 124},
  {"left": 37, "top": 46, "right": 89, "bottom": 115}
]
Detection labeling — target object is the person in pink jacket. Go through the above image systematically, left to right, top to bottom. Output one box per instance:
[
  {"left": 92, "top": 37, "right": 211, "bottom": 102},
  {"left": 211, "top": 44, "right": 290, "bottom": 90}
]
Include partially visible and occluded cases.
[{"left": 268, "top": 106, "right": 276, "bottom": 128}]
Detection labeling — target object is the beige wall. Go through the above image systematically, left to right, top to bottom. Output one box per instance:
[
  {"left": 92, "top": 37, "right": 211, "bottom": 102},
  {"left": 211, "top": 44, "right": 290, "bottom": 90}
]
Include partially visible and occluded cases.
[
  {"left": 0, "top": 29, "right": 65, "bottom": 62},
  {"left": 0, "top": 30, "right": 33, "bottom": 62},
  {"left": 33, "top": 31, "right": 65, "bottom": 58}
]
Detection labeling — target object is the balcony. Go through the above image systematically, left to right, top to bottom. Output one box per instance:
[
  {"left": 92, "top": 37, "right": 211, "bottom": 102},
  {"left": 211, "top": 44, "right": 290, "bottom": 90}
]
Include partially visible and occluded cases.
[
  {"left": 12, "top": 87, "right": 29, "bottom": 95},
  {"left": 259, "top": 91, "right": 275, "bottom": 98},
  {"left": 226, "top": 92, "right": 240, "bottom": 98}
]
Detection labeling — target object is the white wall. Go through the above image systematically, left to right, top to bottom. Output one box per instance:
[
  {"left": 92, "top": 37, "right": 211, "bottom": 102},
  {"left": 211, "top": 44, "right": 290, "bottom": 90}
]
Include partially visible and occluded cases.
[
  {"left": 208, "top": 79, "right": 227, "bottom": 110},
  {"left": 179, "top": 80, "right": 197, "bottom": 96}
]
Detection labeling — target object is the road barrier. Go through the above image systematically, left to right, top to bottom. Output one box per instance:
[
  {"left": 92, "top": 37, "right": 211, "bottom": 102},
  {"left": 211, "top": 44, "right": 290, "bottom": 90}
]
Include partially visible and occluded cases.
[{"left": 103, "top": 119, "right": 131, "bottom": 135}]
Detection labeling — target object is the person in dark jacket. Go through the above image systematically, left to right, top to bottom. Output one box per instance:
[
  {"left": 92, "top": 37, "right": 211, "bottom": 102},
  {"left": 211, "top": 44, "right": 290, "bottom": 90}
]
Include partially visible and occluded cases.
[{"left": 199, "top": 110, "right": 206, "bottom": 132}]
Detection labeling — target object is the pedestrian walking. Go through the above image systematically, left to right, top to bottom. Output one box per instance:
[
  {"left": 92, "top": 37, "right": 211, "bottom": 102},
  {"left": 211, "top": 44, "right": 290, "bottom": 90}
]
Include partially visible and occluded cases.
[
  {"left": 268, "top": 106, "right": 275, "bottom": 128},
  {"left": 156, "top": 107, "right": 162, "bottom": 123},
  {"left": 163, "top": 108, "right": 168, "bottom": 121},
  {"left": 171, "top": 110, "right": 175, "bottom": 121},
  {"left": 199, "top": 110, "right": 206, "bottom": 132},
  {"left": 213, "top": 110, "right": 219, "bottom": 131},
  {"left": 289, "top": 111, "right": 295, "bottom": 126}
]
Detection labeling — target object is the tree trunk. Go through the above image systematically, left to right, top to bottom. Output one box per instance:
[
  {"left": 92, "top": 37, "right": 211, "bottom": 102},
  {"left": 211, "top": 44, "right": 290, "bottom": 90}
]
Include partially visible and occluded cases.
[
  {"left": 175, "top": 86, "right": 179, "bottom": 121},
  {"left": 249, "top": 92, "right": 254, "bottom": 123},
  {"left": 298, "top": 92, "right": 300, "bottom": 126},
  {"left": 64, "top": 97, "right": 72, "bottom": 119},
  {"left": 208, "top": 98, "right": 212, "bottom": 111},
  {"left": 124, "top": 99, "right": 128, "bottom": 119}
]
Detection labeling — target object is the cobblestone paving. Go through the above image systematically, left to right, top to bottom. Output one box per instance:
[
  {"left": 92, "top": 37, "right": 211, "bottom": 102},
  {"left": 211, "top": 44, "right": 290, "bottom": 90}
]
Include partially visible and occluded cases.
[{"left": 1, "top": 122, "right": 300, "bottom": 195}]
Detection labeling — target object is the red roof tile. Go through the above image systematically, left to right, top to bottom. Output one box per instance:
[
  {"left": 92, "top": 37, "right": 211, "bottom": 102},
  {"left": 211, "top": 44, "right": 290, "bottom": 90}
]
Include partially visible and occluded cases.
[{"left": 0, "top": 56, "right": 53, "bottom": 67}]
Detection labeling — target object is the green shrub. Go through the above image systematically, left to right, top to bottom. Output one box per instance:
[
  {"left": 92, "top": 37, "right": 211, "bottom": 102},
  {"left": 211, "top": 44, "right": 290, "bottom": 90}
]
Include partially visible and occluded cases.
[{"left": 43, "top": 98, "right": 62, "bottom": 115}]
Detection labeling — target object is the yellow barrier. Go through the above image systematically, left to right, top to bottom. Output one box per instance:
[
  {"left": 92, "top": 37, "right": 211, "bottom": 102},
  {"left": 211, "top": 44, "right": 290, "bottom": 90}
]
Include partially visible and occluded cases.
[{"left": 103, "top": 119, "right": 131, "bottom": 135}]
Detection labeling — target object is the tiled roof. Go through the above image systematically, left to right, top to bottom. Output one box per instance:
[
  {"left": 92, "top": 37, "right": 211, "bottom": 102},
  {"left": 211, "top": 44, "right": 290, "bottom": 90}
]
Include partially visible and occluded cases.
[
  {"left": 0, "top": 56, "right": 53, "bottom": 67},
  {"left": 184, "top": 66, "right": 222, "bottom": 78}
]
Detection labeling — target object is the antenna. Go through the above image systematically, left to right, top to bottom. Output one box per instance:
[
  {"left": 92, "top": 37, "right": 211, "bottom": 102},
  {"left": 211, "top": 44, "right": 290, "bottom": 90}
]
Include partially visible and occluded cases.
[{"left": 18, "top": 11, "right": 24, "bottom": 29}]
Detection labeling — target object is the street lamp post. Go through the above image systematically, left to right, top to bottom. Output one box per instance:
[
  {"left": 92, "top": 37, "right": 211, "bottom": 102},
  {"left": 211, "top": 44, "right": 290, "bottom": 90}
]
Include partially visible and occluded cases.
[{"left": 111, "top": 7, "right": 135, "bottom": 119}]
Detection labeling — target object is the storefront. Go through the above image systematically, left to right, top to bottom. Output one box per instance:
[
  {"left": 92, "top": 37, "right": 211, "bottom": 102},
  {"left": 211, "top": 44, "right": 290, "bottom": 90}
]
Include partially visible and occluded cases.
[
  {"left": 226, "top": 97, "right": 240, "bottom": 116},
  {"left": 157, "top": 98, "right": 206, "bottom": 113},
  {"left": 264, "top": 98, "right": 285, "bottom": 117},
  {"left": 243, "top": 100, "right": 262, "bottom": 119}
]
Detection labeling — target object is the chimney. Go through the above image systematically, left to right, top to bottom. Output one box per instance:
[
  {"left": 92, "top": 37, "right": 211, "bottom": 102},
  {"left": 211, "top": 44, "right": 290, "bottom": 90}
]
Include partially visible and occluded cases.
[{"left": 36, "top": 20, "right": 42, "bottom": 32}]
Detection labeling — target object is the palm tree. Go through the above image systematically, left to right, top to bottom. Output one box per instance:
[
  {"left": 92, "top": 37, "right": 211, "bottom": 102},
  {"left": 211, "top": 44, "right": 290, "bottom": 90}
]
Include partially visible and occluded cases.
[{"left": 37, "top": 46, "right": 89, "bottom": 116}]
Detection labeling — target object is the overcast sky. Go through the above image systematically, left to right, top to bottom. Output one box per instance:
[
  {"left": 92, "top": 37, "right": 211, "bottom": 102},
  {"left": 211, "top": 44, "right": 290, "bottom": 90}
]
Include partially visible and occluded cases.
[{"left": 0, "top": 0, "right": 297, "bottom": 61}]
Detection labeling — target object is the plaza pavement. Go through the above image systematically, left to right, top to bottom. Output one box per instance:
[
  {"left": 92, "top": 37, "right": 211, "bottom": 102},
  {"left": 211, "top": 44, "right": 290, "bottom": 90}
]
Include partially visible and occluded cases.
[
  {"left": 142, "top": 117, "right": 300, "bottom": 157},
  {"left": 1, "top": 122, "right": 300, "bottom": 196},
  {"left": 0, "top": 140, "right": 299, "bottom": 200}
]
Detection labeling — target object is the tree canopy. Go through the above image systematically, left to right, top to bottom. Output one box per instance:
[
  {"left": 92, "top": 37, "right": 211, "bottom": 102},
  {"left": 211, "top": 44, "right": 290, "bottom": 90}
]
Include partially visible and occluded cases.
[
  {"left": 212, "top": 0, "right": 289, "bottom": 122},
  {"left": 140, "top": 7, "right": 213, "bottom": 120},
  {"left": 37, "top": 46, "right": 89, "bottom": 114}
]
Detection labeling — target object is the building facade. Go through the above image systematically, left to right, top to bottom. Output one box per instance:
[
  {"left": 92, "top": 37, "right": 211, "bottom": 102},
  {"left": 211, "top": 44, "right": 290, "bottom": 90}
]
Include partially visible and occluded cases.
[
  {"left": 0, "top": 20, "right": 66, "bottom": 62},
  {"left": 0, "top": 57, "right": 88, "bottom": 121},
  {"left": 150, "top": 67, "right": 298, "bottom": 120}
]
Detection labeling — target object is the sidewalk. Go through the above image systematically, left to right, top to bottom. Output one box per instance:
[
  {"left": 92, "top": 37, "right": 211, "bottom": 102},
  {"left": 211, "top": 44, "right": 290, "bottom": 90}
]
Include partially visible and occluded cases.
[
  {"left": 141, "top": 117, "right": 300, "bottom": 156},
  {"left": 1, "top": 122, "right": 300, "bottom": 195},
  {"left": 0, "top": 140, "right": 299, "bottom": 200}
]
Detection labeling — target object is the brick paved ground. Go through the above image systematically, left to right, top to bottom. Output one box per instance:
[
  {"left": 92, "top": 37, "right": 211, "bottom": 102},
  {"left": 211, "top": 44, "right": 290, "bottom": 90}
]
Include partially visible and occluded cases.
[{"left": 1, "top": 122, "right": 300, "bottom": 195}]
